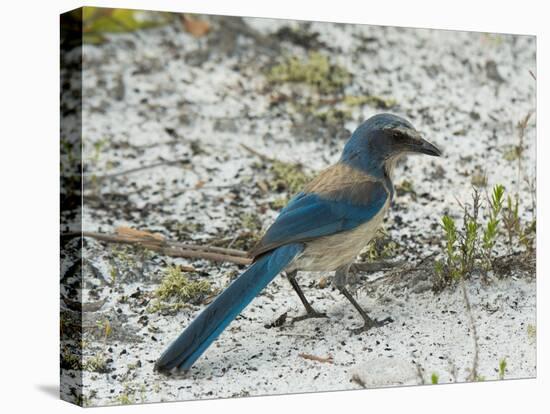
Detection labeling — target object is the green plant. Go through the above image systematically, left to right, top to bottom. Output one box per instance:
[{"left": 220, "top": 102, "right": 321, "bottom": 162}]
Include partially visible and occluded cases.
[
  {"left": 81, "top": 7, "right": 172, "bottom": 44},
  {"left": 502, "top": 113, "right": 536, "bottom": 252},
  {"left": 92, "top": 138, "right": 107, "bottom": 164},
  {"left": 471, "top": 171, "right": 488, "bottom": 187},
  {"left": 481, "top": 184, "right": 504, "bottom": 269},
  {"left": 434, "top": 185, "right": 514, "bottom": 289},
  {"left": 458, "top": 188, "right": 481, "bottom": 277},
  {"left": 501, "top": 194, "right": 535, "bottom": 253},
  {"left": 502, "top": 195, "right": 520, "bottom": 253},
  {"left": 434, "top": 214, "right": 460, "bottom": 285},
  {"left": 442, "top": 215, "right": 458, "bottom": 269},
  {"left": 110, "top": 266, "right": 117, "bottom": 286},
  {"left": 95, "top": 318, "right": 112, "bottom": 344},
  {"left": 527, "top": 324, "right": 536, "bottom": 344},
  {"left": 498, "top": 358, "right": 507, "bottom": 380},
  {"left": 431, "top": 373, "right": 439, "bottom": 384},
  {"left": 118, "top": 393, "right": 132, "bottom": 405}
]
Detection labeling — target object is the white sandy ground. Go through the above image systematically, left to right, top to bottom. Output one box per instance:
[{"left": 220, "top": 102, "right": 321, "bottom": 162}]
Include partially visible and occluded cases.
[{"left": 61, "top": 14, "right": 536, "bottom": 406}]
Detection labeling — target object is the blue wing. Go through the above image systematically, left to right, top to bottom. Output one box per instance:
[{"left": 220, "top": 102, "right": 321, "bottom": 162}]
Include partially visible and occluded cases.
[{"left": 249, "top": 179, "right": 389, "bottom": 257}]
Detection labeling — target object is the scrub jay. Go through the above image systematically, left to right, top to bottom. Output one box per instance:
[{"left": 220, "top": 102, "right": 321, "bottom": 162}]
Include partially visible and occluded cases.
[{"left": 155, "top": 113, "right": 441, "bottom": 372}]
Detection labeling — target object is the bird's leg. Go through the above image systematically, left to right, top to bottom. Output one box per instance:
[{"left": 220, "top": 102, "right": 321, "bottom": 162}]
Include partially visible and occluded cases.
[
  {"left": 335, "top": 264, "right": 393, "bottom": 334},
  {"left": 285, "top": 270, "right": 327, "bottom": 323}
]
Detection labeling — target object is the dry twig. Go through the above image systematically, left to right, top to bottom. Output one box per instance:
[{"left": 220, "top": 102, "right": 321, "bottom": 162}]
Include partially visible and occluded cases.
[
  {"left": 240, "top": 143, "right": 275, "bottom": 162},
  {"left": 85, "top": 158, "right": 189, "bottom": 182},
  {"left": 63, "top": 228, "right": 252, "bottom": 265},
  {"left": 460, "top": 278, "right": 479, "bottom": 381},
  {"left": 298, "top": 353, "right": 334, "bottom": 364},
  {"left": 351, "top": 374, "right": 367, "bottom": 388}
]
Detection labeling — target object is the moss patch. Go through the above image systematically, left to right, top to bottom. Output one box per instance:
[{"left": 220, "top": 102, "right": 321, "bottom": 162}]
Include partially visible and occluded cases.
[
  {"left": 266, "top": 52, "right": 351, "bottom": 94},
  {"left": 343, "top": 95, "right": 397, "bottom": 109},
  {"left": 314, "top": 108, "right": 353, "bottom": 125},
  {"left": 503, "top": 145, "right": 522, "bottom": 161},
  {"left": 269, "top": 160, "right": 311, "bottom": 195},
  {"left": 395, "top": 179, "right": 416, "bottom": 198},
  {"left": 270, "top": 197, "right": 288, "bottom": 210},
  {"left": 240, "top": 212, "right": 262, "bottom": 232},
  {"left": 230, "top": 213, "right": 263, "bottom": 251},
  {"left": 360, "top": 232, "right": 400, "bottom": 262},
  {"left": 149, "top": 266, "right": 212, "bottom": 313},
  {"left": 527, "top": 324, "right": 536, "bottom": 343},
  {"left": 61, "top": 348, "right": 82, "bottom": 371},
  {"left": 83, "top": 353, "right": 109, "bottom": 373},
  {"left": 118, "top": 394, "right": 132, "bottom": 405}
]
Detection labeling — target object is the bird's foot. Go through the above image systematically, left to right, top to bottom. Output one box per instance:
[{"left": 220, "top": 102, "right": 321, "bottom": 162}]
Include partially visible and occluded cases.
[
  {"left": 291, "top": 310, "right": 328, "bottom": 324},
  {"left": 350, "top": 316, "right": 394, "bottom": 334}
]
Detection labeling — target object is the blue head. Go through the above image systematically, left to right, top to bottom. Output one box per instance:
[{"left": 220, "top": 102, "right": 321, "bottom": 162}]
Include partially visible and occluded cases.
[{"left": 340, "top": 113, "right": 441, "bottom": 177}]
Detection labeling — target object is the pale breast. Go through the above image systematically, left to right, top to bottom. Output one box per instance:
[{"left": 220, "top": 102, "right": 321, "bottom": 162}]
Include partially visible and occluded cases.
[{"left": 290, "top": 201, "right": 389, "bottom": 272}]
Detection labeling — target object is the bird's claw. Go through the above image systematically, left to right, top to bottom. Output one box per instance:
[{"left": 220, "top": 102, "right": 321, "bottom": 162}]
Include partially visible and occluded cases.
[
  {"left": 291, "top": 310, "right": 328, "bottom": 324},
  {"left": 350, "top": 316, "right": 394, "bottom": 334}
]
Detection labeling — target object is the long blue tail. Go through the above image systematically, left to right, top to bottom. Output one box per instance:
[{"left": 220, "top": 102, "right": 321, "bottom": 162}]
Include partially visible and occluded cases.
[{"left": 155, "top": 243, "right": 303, "bottom": 372}]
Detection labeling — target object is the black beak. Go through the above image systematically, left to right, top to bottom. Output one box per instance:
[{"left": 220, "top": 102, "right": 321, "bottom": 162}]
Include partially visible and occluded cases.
[
  {"left": 391, "top": 126, "right": 442, "bottom": 157},
  {"left": 406, "top": 130, "right": 441, "bottom": 157},
  {"left": 410, "top": 135, "right": 442, "bottom": 157}
]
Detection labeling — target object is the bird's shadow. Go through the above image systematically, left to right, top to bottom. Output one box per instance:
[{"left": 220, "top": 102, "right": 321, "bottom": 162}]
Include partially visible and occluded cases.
[{"left": 35, "top": 384, "right": 59, "bottom": 399}]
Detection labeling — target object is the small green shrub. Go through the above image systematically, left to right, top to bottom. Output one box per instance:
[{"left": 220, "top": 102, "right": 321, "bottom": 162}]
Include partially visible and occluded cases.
[
  {"left": 434, "top": 183, "right": 534, "bottom": 290},
  {"left": 481, "top": 185, "right": 504, "bottom": 268},
  {"left": 435, "top": 214, "right": 461, "bottom": 284}
]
